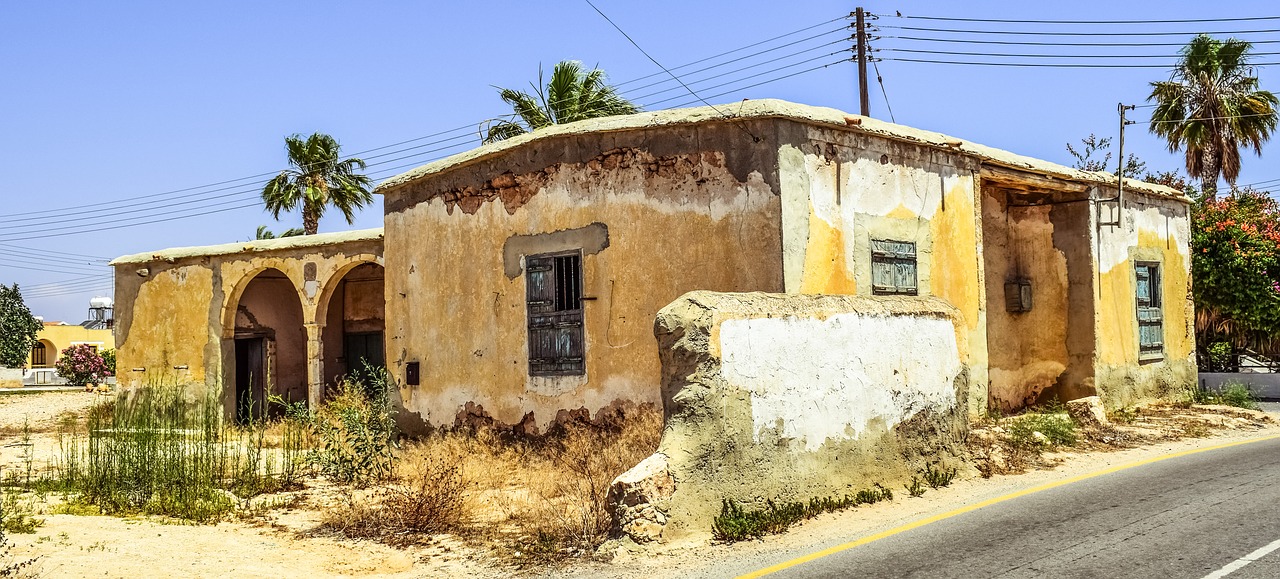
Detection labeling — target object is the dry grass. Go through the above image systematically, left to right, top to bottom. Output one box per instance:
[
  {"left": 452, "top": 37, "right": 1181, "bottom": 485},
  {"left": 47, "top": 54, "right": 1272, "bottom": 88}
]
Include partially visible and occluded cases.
[{"left": 316, "top": 404, "right": 663, "bottom": 561}]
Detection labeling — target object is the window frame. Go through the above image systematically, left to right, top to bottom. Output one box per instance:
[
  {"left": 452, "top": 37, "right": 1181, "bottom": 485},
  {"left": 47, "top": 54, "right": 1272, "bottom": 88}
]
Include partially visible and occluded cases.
[
  {"left": 870, "top": 239, "right": 919, "bottom": 296},
  {"left": 525, "top": 249, "right": 586, "bottom": 377},
  {"left": 1135, "top": 261, "right": 1164, "bottom": 362}
]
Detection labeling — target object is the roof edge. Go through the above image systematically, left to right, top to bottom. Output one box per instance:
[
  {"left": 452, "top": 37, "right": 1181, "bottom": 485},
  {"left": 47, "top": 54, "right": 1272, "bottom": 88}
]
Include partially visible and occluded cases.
[
  {"left": 374, "top": 99, "right": 1187, "bottom": 202},
  {"left": 110, "top": 227, "right": 384, "bottom": 266}
]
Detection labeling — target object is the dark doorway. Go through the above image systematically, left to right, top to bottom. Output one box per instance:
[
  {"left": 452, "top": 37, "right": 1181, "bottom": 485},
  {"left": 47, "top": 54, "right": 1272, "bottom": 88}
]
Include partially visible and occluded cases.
[
  {"left": 344, "top": 331, "right": 385, "bottom": 373},
  {"left": 235, "top": 337, "right": 266, "bottom": 424}
]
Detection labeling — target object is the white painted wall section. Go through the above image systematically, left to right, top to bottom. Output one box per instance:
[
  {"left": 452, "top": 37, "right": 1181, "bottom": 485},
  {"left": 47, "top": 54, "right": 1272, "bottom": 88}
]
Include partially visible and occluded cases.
[{"left": 719, "top": 313, "right": 962, "bottom": 451}]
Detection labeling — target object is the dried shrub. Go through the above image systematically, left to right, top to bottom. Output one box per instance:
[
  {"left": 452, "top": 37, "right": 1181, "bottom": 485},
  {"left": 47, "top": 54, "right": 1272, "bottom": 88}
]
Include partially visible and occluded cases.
[{"left": 320, "top": 455, "right": 472, "bottom": 547}]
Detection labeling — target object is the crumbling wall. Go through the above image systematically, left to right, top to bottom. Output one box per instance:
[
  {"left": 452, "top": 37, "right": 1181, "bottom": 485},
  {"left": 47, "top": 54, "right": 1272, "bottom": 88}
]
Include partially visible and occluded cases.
[
  {"left": 381, "top": 122, "right": 784, "bottom": 433},
  {"left": 777, "top": 124, "right": 988, "bottom": 417},
  {"left": 1094, "top": 189, "right": 1195, "bottom": 408},
  {"left": 610, "top": 291, "right": 969, "bottom": 543}
]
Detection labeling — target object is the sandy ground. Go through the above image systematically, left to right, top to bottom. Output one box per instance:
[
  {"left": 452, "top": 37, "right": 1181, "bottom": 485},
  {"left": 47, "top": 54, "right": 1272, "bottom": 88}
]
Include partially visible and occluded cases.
[{"left": 0, "top": 393, "right": 1275, "bottom": 578}]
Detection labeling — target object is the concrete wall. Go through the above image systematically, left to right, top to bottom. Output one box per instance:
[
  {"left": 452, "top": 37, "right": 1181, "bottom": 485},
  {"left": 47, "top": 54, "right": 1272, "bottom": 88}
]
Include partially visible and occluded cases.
[
  {"left": 381, "top": 121, "right": 785, "bottom": 431},
  {"left": 776, "top": 124, "right": 988, "bottom": 416},
  {"left": 1094, "top": 189, "right": 1196, "bottom": 408},
  {"left": 111, "top": 231, "right": 384, "bottom": 410},
  {"left": 614, "top": 291, "right": 969, "bottom": 541},
  {"left": 0, "top": 368, "right": 21, "bottom": 389},
  {"left": 1199, "top": 373, "right": 1280, "bottom": 400}
]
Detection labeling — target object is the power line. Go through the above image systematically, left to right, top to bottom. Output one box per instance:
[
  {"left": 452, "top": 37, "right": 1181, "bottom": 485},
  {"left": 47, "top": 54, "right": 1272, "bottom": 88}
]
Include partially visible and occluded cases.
[
  {"left": 582, "top": 0, "right": 757, "bottom": 140},
  {"left": 612, "top": 14, "right": 852, "bottom": 90},
  {"left": 887, "top": 14, "right": 1280, "bottom": 25},
  {"left": 877, "top": 25, "right": 1280, "bottom": 37},
  {"left": 619, "top": 27, "right": 851, "bottom": 95},
  {"left": 883, "top": 35, "right": 1280, "bottom": 48},
  {"left": 878, "top": 47, "right": 1280, "bottom": 59},
  {"left": 640, "top": 50, "right": 851, "bottom": 109},
  {"left": 879, "top": 57, "right": 1280, "bottom": 68},
  {"left": 664, "top": 58, "right": 853, "bottom": 109},
  {"left": 871, "top": 59, "right": 896, "bottom": 123}
]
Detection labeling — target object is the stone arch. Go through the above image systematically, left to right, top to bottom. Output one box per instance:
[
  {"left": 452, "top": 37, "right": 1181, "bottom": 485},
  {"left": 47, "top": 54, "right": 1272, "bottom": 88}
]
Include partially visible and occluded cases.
[
  {"left": 316, "top": 259, "right": 386, "bottom": 389},
  {"left": 221, "top": 263, "right": 310, "bottom": 339},
  {"left": 223, "top": 267, "right": 307, "bottom": 423},
  {"left": 31, "top": 339, "right": 56, "bottom": 368}
]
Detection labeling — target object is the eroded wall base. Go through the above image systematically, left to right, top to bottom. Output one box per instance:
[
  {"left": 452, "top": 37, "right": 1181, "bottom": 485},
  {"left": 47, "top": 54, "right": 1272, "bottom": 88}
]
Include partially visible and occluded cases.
[{"left": 611, "top": 291, "right": 971, "bottom": 542}]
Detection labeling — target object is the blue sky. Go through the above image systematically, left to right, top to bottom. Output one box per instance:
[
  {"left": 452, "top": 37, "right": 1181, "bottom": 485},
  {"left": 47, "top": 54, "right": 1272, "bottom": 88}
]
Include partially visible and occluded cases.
[{"left": 3, "top": 1, "right": 1278, "bottom": 321}]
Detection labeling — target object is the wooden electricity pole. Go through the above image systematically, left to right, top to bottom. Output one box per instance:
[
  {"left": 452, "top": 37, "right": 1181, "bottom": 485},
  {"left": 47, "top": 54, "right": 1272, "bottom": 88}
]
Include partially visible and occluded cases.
[{"left": 856, "top": 7, "right": 869, "bottom": 116}]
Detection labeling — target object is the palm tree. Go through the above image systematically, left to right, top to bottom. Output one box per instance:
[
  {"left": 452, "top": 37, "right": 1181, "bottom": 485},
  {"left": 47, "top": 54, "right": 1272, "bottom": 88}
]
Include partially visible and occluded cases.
[
  {"left": 1148, "top": 34, "right": 1278, "bottom": 198},
  {"left": 482, "top": 60, "right": 640, "bottom": 144},
  {"left": 261, "top": 133, "right": 373, "bottom": 235},
  {"left": 254, "top": 225, "right": 304, "bottom": 240}
]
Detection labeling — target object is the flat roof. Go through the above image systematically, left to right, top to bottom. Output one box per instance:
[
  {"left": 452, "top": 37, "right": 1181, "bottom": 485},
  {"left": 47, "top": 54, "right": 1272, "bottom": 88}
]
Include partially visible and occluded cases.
[
  {"left": 375, "top": 98, "right": 1183, "bottom": 200},
  {"left": 110, "top": 228, "right": 384, "bottom": 266}
]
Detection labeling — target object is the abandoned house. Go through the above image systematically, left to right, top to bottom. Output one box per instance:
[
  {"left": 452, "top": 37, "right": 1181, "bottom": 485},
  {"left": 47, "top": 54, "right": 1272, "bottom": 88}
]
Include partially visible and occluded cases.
[{"left": 110, "top": 99, "right": 1193, "bottom": 430}]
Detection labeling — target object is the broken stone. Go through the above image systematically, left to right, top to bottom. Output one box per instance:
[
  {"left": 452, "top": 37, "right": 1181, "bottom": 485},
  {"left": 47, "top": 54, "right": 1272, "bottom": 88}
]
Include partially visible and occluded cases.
[
  {"left": 1065, "top": 396, "right": 1109, "bottom": 430},
  {"left": 608, "top": 453, "right": 675, "bottom": 543}
]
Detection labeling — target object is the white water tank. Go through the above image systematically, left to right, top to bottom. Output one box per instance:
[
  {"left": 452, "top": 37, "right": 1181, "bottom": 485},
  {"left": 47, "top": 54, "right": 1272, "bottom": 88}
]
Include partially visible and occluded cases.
[{"left": 89, "top": 296, "right": 114, "bottom": 309}]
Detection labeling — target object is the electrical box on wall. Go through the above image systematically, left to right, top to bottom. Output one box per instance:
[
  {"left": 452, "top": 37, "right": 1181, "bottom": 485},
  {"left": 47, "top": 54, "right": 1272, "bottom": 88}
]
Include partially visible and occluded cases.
[
  {"left": 1004, "top": 279, "right": 1033, "bottom": 313},
  {"left": 406, "top": 362, "right": 420, "bottom": 386}
]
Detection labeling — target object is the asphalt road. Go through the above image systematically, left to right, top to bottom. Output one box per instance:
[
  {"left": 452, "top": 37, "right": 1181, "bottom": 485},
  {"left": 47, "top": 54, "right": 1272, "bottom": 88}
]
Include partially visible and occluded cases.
[{"left": 746, "top": 436, "right": 1280, "bottom": 579}]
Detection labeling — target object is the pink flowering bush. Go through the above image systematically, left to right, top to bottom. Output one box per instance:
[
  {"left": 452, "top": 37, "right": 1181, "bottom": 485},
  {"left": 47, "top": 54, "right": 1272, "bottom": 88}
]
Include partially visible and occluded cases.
[{"left": 54, "top": 344, "right": 112, "bottom": 388}]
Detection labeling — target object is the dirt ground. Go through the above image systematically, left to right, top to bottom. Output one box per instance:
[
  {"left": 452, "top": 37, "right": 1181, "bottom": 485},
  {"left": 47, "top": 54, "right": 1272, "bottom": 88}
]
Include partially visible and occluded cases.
[{"left": 0, "top": 391, "right": 1275, "bottom": 578}]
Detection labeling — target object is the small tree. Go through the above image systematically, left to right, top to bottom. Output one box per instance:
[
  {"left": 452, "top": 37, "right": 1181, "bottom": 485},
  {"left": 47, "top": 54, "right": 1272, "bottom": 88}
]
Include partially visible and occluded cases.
[
  {"left": 1191, "top": 188, "right": 1280, "bottom": 353},
  {"left": 0, "top": 284, "right": 41, "bottom": 369},
  {"left": 54, "top": 344, "right": 112, "bottom": 389}
]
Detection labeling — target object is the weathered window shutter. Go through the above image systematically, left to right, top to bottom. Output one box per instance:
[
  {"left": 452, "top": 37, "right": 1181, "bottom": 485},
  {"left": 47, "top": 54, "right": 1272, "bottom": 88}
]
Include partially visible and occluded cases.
[
  {"left": 871, "top": 240, "right": 918, "bottom": 296},
  {"left": 526, "top": 252, "right": 585, "bottom": 376},
  {"left": 1135, "top": 262, "right": 1163, "bottom": 361}
]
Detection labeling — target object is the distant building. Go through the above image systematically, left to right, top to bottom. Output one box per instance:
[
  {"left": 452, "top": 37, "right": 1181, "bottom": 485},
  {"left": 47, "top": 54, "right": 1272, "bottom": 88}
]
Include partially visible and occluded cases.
[{"left": 25, "top": 297, "right": 115, "bottom": 385}]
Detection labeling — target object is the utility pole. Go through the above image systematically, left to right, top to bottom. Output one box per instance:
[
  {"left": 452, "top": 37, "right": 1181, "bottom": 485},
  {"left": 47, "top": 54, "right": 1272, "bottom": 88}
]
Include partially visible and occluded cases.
[
  {"left": 856, "top": 7, "right": 869, "bottom": 116},
  {"left": 1116, "top": 102, "right": 1136, "bottom": 214}
]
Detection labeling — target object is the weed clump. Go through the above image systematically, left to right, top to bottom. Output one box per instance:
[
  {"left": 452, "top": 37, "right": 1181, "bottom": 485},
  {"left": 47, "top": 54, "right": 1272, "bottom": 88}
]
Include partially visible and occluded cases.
[
  {"left": 302, "top": 368, "right": 397, "bottom": 486},
  {"left": 54, "top": 383, "right": 308, "bottom": 522},
  {"left": 1215, "top": 383, "right": 1261, "bottom": 410},
  {"left": 1007, "top": 406, "right": 1078, "bottom": 449},
  {"left": 922, "top": 463, "right": 958, "bottom": 489},
  {"left": 905, "top": 476, "right": 926, "bottom": 497},
  {"left": 712, "top": 484, "right": 894, "bottom": 542}
]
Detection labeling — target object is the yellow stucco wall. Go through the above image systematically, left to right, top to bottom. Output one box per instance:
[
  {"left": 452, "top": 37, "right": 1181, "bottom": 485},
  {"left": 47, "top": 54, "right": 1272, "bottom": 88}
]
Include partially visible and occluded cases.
[
  {"left": 778, "top": 129, "right": 988, "bottom": 415},
  {"left": 383, "top": 140, "right": 783, "bottom": 430},
  {"left": 1093, "top": 193, "right": 1195, "bottom": 407},
  {"left": 112, "top": 232, "right": 384, "bottom": 410},
  {"left": 25, "top": 323, "right": 115, "bottom": 368}
]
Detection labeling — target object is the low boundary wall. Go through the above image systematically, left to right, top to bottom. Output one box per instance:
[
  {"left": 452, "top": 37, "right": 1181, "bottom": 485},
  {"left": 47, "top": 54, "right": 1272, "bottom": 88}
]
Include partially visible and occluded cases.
[{"left": 609, "top": 291, "right": 971, "bottom": 543}]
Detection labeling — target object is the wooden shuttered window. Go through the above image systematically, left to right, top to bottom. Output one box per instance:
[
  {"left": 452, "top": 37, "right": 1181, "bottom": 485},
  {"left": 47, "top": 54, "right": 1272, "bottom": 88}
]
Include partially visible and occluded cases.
[
  {"left": 871, "top": 240, "right": 918, "bottom": 296},
  {"left": 526, "top": 251, "right": 585, "bottom": 376},
  {"left": 1135, "top": 262, "right": 1164, "bottom": 361}
]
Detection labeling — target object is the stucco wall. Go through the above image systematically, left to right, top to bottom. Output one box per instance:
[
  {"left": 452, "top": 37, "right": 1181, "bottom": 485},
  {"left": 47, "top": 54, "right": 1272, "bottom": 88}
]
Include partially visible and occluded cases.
[
  {"left": 381, "top": 122, "right": 784, "bottom": 431},
  {"left": 777, "top": 125, "right": 988, "bottom": 415},
  {"left": 980, "top": 189, "right": 1098, "bottom": 410},
  {"left": 1093, "top": 189, "right": 1196, "bottom": 408},
  {"left": 111, "top": 231, "right": 384, "bottom": 410},
  {"left": 618, "top": 291, "right": 969, "bottom": 540},
  {"left": 26, "top": 324, "right": 115, "bottom": 370},
  {"left": 0, "top": 368, "right": 22, "bottom": 388}
]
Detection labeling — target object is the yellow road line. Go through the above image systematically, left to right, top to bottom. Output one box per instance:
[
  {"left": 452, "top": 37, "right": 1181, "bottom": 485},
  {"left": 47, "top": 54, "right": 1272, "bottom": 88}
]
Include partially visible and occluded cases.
[{"left": 738, "top": 432, "right": 1280, "bottom": 579}]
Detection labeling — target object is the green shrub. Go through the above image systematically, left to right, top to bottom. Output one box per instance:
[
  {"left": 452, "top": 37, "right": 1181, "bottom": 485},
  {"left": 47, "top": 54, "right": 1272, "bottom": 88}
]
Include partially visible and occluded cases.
[
  {"left": 303, "top": 367, "right": 397, "bottom": 486},
  {"left": 1217, "top": 383, "right": 1261, "bottom": 410},
  {"left": 1007, "top": 410, "right": 1078, "bottom": 449},
  {"left": 922, "top": 463, "right": 957, "bottom": 489},
  {"left": 905, "top": 476, "right": 926, "bottom": 497},
  {"left": 712, "top": 484, "right": 893, "bottom": 542}
]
